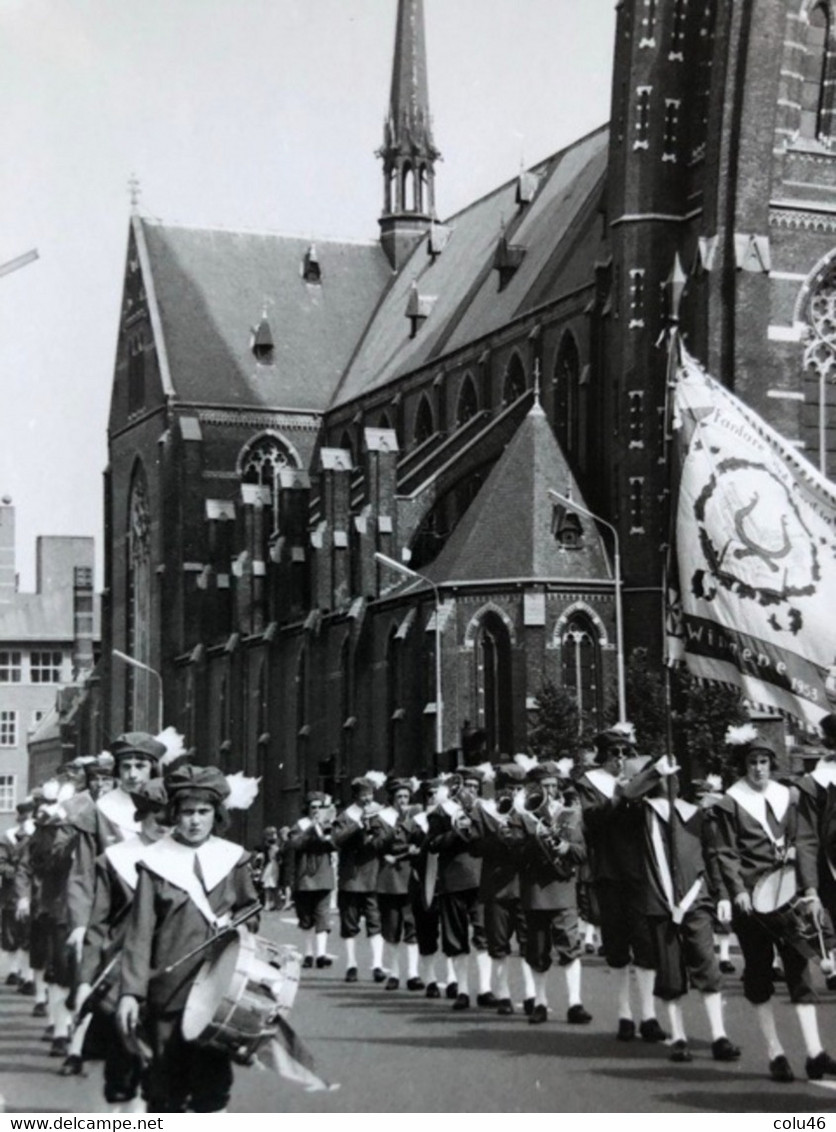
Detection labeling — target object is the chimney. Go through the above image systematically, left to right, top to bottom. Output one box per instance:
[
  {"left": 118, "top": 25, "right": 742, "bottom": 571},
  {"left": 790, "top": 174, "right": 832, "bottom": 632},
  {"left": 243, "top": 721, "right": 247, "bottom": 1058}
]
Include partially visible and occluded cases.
[
  {"left": 0, "top": 497, "right": 16, "bottom": 605},
  {"left": 72, "top": 566, "right": 95, "bottom": 679}
]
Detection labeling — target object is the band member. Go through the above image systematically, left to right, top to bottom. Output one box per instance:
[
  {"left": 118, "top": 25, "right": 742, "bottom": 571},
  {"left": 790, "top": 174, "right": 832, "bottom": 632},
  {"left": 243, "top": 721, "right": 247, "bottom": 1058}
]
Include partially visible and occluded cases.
[
  {"left": 796, "top": 712, "right": 836, "bottom": 983},
  {"left": 713, "top": 726, "right": 836, "bottom": 1083},
  {"left": 576, "top": 728, "right": 666, "bottom": 1042},
  {"left": 85, "top": 753, "right": 116, "bottom": 802},
  {"left": 621, "top": 755, "right": 739, "bottom": 1063},
  {"left": 507, "top": 762, "right": 590, "bottom": 1025},
  {"left": 460, "top": 763, "right": 535, "bottom": 1014},
  {"left": 117, "top": 764, "right": 259, "bottom": 1113},
  {"left": 427, "top": 770, "right": 491, "bottom": 1010},
  {"left": 331, "top": 777, "right": 385, "bottom": 983},
  {"left": 408, "top": 777, "right": 444, "bottom": 997},
  {"left": 370, "top": 778, "right": 421, "bottom": 990},
  {"left": 75, "top": 779, "right": 171, "bottom": 1109},
  {"left": 15, "top": 787, "right": 79, "bottom": 1057},
  {"left": 287, "top": 792, "right": 335, "bottom": 969},
  {"left": 0, "top": 801, "right": 34, "bottom": 990},
  {"left": 253, "top": 826, "right": 282, "bottom": 912}
]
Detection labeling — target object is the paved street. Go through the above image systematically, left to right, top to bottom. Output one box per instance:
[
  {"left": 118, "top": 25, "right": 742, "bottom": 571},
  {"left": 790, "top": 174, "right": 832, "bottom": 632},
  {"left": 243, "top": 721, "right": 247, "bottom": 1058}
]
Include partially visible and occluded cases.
[{"left": 3, "top": 913, "right": 836, "bottom": 1114}]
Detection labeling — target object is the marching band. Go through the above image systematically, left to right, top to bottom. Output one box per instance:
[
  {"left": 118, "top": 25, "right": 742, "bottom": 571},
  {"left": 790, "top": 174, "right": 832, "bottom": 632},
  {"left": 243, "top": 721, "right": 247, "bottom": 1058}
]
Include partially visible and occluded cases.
[{"left": 4, "top": 715, "right": 836, "bottom": 1111}]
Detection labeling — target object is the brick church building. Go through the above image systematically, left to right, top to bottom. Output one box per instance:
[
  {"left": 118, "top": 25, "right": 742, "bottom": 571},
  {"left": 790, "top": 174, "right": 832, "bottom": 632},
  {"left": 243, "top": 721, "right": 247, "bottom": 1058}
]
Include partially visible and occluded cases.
[{"left": 100, "top": 0, "right": 836, "bottom": 834}]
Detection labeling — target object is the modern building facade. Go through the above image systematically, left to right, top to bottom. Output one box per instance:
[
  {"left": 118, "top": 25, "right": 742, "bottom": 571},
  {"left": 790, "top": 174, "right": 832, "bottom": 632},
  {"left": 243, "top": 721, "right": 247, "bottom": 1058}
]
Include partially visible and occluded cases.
[{"left": 100, "top": 1, "right": 836, "bottom": 837}]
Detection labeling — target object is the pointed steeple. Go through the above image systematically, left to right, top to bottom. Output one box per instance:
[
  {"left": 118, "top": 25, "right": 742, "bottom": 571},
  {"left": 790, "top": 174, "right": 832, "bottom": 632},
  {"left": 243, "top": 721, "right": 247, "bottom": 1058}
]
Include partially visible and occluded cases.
[{"left": 378, "top": 0, "right": 441, "bottom": 270}]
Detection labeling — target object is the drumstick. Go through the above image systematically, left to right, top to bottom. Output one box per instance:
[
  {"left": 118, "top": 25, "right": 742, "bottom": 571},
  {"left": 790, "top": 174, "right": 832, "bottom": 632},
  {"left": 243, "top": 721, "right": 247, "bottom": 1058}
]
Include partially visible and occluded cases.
[{"left": 161, "top": 902, "right": 262, "bottom": 975}]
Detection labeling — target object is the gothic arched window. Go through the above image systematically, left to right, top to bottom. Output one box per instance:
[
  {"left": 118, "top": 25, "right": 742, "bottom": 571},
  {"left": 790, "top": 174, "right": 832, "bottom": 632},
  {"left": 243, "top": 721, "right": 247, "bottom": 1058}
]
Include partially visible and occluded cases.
[
  {"left": 801, "top": 3, "right": 834, "bottom": 140},
  {"left": 803, "top": 257, "right": 836, "bottom": 474},
  {"left": 553, "top": 332, "right": 581, "bottom": 456},
  {"left": 502, "top": 355, "right": 526, "bottom": 406},
  {"left": 456, "top": 374, "right": 479, "bottom": 425},
  {"left": 414, "top": 395, "right": 435, "bottom": 445},
  {"left": 126, "top": 464, "right": 153, "bottom": 730},
  {"left": 474, "top": 612, "right": 513, "bottom": 756},
  {"left": 560, "top": 613, "right": 602, "bottom": 731}
]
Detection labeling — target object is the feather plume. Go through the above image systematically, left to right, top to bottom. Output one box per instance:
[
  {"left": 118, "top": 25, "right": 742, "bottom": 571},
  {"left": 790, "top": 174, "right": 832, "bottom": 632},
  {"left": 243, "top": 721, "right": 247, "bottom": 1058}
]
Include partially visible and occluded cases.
[
  {"left": 610, "top": 721, "right": 637, "bottom": 743},
  {"left": 725, "top": 722, "right": 759, "bottom": 747},
  {"left": 157, "top": 727, "right": 188, "bottom": 768},
  {"left": 513, "top": 753, "right": 538, "bottom": 774},
  {"left": 555, "top": 757, "right": 574, "bottom": 780},
  {"left": 473, "top": 761, "right": 495, "bottom": 783},
  {"left": 362, "top": 770, "right": 387, "bottom": 789},
  {"left": 225, "top": 772, "right": 261, "bottom": 810},
  {"left": 705, "top": 773, "right": 723, "bottom": 792},
  {"left": 408, "top": 776, "right": 421, "bottom": 796},
  {"left": 40, "top": 779, "right": 60, "bottom": 802},
  {"left": 56, "top": 782, "right": 76, "bottom": 804},
  {"left": 435, "top": 782, "right": 451, "bottom": 804}
]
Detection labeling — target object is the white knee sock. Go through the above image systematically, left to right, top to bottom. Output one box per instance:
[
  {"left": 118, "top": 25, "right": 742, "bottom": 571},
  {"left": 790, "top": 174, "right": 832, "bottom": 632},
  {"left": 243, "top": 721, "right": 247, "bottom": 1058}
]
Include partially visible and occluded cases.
[
  {"left": 583, "top": 922, "right": 596, "bottom": 945},
  {"left": 315, "top": 931, "right": 328, "bottom": 959},
  {"left": 369, "top": 933, "right": 384, "bottom": 970},
  {"left": 719, "top": 936, "right": 731, "bottom": 963},
  {"left": 344, "top": 937, "right": 357, "bottom": 969},
  {"left": 383, "top": 941, "right": 397, "bottom": 973},
  {"left": 406, "top": 943, "right": 419, "bottom": 980},
  {"left": 388, "top": 945, "right": 401, "bottom": 982},
  {"left": 475, "top": 950, "right": 492, "bottom": 995},
  {"left": 419, "top": 954, "right": 437, "bottom": 985},
  {"left": 452, "top": 954, "right": 470, "bottom": 997},
  {"left": 446, "top": 957, "right": 456, "bottom": 985},
  {"left": 494, "top": 958, "right": 510, "bottom": 1001},
  {"left": 564, "top": 958, "right": 582, "bottom": 1008},
  {"left": 521, "top": 959, "right": 536, "bottom": 1000},
  {"left": 615, "top": 966, "right": 632, "bottom": 1021},
  {"left": 636, "top": 966, "right": 658, "bottom": 1022},
  {"left": 34, "top": 970, "right": 47, "bottom": 1005},
  {"left": 532, "top": 970, "right": 548, "bottom": 1009},
  {"left": 47, "top": 984, "right": 57, "bottom": 1027},
  {"left": 702, "top": 991, "right": 726, "bottom": 1041},
  {"left": 52, "top": 994, "right": 72, "bottom": 1040},
  {"left": 667, "top": 1001, "right": 686, "bottom": 1043},
  {"left": 756, "top": 1001, "right": 784, "bottom": 1061},
  {"left": 796, "top": 1003, "right": 824, "bottom": 1059},
  {"left": 68, "top": 1012, "right": 92, "bottom": 1057}
]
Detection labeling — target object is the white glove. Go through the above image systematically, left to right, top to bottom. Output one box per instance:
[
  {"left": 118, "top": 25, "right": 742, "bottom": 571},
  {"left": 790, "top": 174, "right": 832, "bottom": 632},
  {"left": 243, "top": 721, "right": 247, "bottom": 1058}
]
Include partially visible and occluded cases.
[{"left": 653, "top": 755, "right": 680, "bottom": 777}]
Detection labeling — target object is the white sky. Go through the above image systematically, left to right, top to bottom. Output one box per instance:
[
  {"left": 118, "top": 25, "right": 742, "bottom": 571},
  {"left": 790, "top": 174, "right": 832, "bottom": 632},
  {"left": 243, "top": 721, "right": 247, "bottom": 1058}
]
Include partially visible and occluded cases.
[{"left": 0, "top": 0, "right": 616, "bottom": 591}]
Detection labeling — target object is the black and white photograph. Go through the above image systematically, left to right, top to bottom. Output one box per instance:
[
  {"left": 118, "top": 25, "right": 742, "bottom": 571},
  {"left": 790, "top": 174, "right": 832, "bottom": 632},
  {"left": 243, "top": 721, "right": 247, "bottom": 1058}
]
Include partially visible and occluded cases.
[{"left": 3, "top": 0, "right": 836, "bottom": 1117}]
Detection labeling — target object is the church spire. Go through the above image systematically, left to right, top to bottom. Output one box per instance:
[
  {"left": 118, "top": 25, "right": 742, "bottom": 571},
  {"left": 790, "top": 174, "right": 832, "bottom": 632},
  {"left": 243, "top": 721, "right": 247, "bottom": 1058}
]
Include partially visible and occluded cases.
[{"left": 378, "top": 0, "right": 441, "bottom": 270}]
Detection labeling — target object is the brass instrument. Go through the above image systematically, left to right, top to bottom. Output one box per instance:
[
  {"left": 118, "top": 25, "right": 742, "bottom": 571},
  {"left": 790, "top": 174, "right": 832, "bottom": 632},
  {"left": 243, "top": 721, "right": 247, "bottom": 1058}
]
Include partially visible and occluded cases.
[{"left": 523, "top": 785, "right": 577, "bottom": 879}]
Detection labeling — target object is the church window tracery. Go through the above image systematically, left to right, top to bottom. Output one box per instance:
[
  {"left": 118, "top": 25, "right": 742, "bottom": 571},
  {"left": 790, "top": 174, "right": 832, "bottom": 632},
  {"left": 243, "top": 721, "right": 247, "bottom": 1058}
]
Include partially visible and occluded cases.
[
  {"left": 800, "top": 3, "right": 834, "bottom": 141},
  {"left": 502, "top": 354, "right": 526, "bottom": 405},
  {"left": 456, "top": 374, "right": 479, "bottom": 425},
  {"left": 560, "top": 613, "right": 602, "bottom": 732}
]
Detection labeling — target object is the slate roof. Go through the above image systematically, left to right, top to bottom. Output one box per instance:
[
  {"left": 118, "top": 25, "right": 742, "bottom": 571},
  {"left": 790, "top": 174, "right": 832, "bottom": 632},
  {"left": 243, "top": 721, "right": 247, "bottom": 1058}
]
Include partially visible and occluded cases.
[
  {"left": 331, "top": 125, "right": 609, "bottom": 408},
  {"left": 138, "top": 221, "right": 394, "bottom": 412},
  {"left": 422, "top": 400, "right": 613, "bottom": 585}
]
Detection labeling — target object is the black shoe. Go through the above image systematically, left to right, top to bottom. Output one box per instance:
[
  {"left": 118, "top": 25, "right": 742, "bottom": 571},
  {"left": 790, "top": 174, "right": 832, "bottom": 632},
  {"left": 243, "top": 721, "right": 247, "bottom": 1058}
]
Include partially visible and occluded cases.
[
  {"left": 584, "top": 943, "right": 596, "bottom": 955},
  {"left": 302, "top": 956, "right": 314, "bottom": 969},
  {"left": 315, "top": 956, "right": 332, "bottom": 969},
  {"left": 719, "top": 960, "right": 736, "bottom": 975},
  {"left": 772, "top": 965, "right": 785, "bottom": 983},
  {"left": 345, "top": 967, "right": 358, "bottom": 983},
  {"left": 372, "top": 967, "right": 386, "bottom": 983},
  {"left": 5, "top": 972, "right": 20, "bottom": 986},
  {"left": 827, "top": 974, "right": 836, "bottom": 992},
  {"left": 385, "top": 977, "right": 400, "bottom": 991},
  {"left": 406, "top": 977, "right": 425, "bottom": 991},
  {"left": 18, "top": 979, "right": 35, "bottom": 996},
  {"left": 445, "top": 981, "right": 458, "bottom": 1000},
  {"left": 425, "top": 982, "right": 440, "bottom": 999},
  {"left": 476, "top": 991, "right": 497, "bottom": 1008},
  {"left": 452, "top": 993, "right": 470, "bottom": 1011},
  {"left": 523, "top": 997, "right": 535, "bottom": 1017},
  {"left": 497, "top": 998, "right": 514, "bottom": 1016},
  {"left": 32, "top": 1001, "right": 48, "bottom": 1018},
  {"left": 529, "top": 1004, "right": 548, "bottom": 1025},
  {"left": 567, "top": 1004, "right": 592, "bottom": 1025},
  {"left": 617, "top": 1018, "right": 636, "bottom": 1041},
  {"left": 640, "top": 1018, "right": 667, "bottom": 1043},
  {"left": 40, "top": 1024, "right": 54, "bottom": 1042},
  {"left": 49, "top": 1037, "right": 69, "bottom": 1058},
  {"left": 712, "top": 1037, "right": 741, "bottom": 1062},
  {"left": 670, "top": 1039, "right": 693, "bottom": 1063},
  {"left": 806, "top": 1050, "right": 836, "bottom": 1080},
  {"left": 59, "top": 1054, "right": 84, "bottom": 1077},
  {"left": 770, "top": 1055, "right": 795, "bottom": 1083}
]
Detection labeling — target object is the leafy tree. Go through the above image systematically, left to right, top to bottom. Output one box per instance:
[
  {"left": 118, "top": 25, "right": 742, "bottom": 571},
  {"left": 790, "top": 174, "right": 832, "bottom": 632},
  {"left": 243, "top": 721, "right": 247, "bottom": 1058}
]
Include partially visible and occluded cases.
[
  {"left": 623, "top": 648, "right": 669, "bottom": 756},
  {"left": 670, "top": 673, "right": 747, "bottom": 780},
  {"left": 527, "top": 680, "right": 586, "bottom": 760}
]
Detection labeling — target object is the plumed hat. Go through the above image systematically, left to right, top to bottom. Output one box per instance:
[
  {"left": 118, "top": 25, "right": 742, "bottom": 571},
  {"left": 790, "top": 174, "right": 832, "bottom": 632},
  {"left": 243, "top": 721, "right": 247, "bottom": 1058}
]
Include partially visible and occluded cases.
[
  {"left": 724, "top": 723, "right": 778, "bottom": 771},
  {"left": 593, "top": 729, "right": 637, "bottom": 765},
  {"left": 111, "top": 732, "right": 166, "bottom": 764},
  {"left": 86, "top": 752, "right": 115, "bottom": 779},
  {"left": 526, "top": 760, "right": 561, "bottom": 784},
  {"left": 493, "top": 763, "right": 527, "bottom": 790},
  {"left": 165, "top": 764, "right": 230, "bottom": 804},
  {"left": 351, "top": 776, "right": 377, "bottom": 797},
  {"left": 385, "top": 777, "right": 412, "bottom": 796},
  {"left": 130, "top": 778, "right": 169, "bottom": 815},
  {"left": 305, "top": 791, "right": 328, "bottom": 807},
  {"left": 15, "top": 799, "right": 34, "bottom": 816}
]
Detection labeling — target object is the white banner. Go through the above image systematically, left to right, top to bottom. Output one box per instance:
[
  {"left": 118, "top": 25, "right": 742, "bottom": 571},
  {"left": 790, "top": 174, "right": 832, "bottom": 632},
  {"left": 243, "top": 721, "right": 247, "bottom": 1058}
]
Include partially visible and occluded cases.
[{"left": 667, "top": 346, "right": 836, "bottom": 728}]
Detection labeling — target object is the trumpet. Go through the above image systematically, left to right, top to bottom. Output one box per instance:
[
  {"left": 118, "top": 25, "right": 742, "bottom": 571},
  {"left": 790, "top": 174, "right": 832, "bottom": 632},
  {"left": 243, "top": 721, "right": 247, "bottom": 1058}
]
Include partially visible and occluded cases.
[{"left": 523, "top": 786, "right": 576, "bottom": 878}]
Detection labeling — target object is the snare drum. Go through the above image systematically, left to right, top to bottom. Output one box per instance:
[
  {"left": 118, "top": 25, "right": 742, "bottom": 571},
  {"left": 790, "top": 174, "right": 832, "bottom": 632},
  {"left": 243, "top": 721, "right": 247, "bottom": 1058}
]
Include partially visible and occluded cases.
[
  {"left": 752, "top": 866, "right": 826, "bottom": 961},
  {"left": 182, "top": 929, "right": 301, "bottom": 1064}
]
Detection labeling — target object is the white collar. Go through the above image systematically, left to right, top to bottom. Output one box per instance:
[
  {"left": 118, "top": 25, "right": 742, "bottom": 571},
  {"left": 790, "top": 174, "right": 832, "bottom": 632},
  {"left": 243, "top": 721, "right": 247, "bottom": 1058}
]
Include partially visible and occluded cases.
[
  {"left": 811, "top": 762, "right": 836, "bottom": 789},
  {"left": 584, "top": 768, "right": 617, "bottom": 799},
  {"left": 727, "top": 779, "right": 789, "bottom": 838},
  {"left": 97, "top": 788, "right": 141, "bottom": 838},
  {"left": 645, "top": 797, "right": 698, "bottom": 824},
  {"left": 343, "top": 804, "right": 364, "bottom": 823},
  {"left": 375, "top": 807, "right": 399, "bottom": 828},
  {"left": 140, "top": 834, "right": 245, "bottom": 925},
  {"left": 105, "top": 835, "right": 156, "bottom": 891}
]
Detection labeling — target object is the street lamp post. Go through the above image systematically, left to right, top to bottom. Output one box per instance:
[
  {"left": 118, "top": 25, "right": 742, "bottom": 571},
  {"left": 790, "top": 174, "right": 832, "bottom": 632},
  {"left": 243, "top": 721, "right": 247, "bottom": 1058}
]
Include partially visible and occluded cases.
[
  {"left": 547, "top": 489, "right": 627, "bottom": 725},
  {"left": 374, "top": 552, "right": 443, "bottom": 760},
  {"left": 112, "top": 649, "right": 164, "bottom": 734}
]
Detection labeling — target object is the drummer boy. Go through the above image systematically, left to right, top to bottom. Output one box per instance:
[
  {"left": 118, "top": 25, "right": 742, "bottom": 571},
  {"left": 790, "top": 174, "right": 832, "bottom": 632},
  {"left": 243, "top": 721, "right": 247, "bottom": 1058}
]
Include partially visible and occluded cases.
[{"left": 117, "top": 765, "right": 259, "bottom": 1113}]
